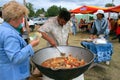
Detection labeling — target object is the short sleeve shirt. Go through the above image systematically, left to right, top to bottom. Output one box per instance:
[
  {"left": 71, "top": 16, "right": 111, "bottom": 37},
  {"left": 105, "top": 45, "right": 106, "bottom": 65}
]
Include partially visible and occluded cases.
[{"left": 39, "top": 17, "right": 70, "bottom": 46}]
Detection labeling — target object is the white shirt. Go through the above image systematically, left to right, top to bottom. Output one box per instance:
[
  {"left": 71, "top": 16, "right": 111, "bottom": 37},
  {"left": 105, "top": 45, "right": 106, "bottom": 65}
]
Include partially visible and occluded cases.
[{"left": 39, "top": 17, "right": 71, "bottom": 46}]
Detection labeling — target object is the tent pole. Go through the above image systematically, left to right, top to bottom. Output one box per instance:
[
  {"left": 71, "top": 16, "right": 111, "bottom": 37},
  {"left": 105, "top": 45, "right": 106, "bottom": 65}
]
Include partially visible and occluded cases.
[{"left": 108, "top": 12, "right": 110, "bottom": 19}]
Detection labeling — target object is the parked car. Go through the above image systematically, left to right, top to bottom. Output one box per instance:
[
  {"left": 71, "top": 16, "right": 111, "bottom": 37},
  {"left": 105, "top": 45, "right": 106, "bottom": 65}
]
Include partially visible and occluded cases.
[
  {"left": 33, "top": 17, "right": 47, "bottom": 25},
  {"left": 27, "top": 18, "right": 35, "bottom": 31}
]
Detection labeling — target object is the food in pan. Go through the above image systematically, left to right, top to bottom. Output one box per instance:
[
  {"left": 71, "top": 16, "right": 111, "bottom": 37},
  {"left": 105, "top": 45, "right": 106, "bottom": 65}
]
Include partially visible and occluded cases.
[{"left": 41, "top": 55, "right": 86, "bottom": 69}]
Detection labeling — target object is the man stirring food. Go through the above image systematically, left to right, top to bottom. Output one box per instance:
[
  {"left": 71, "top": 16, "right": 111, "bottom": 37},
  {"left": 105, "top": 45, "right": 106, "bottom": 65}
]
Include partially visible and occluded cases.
[
  {"left": 33, "top": 10, "right": 84, "bottom": 80},
  {"left": 33, "top": 10, "right": 71, "bottom": 75},
  {"left": 38, "top": 10, "right": 71, "bottom": 46}
]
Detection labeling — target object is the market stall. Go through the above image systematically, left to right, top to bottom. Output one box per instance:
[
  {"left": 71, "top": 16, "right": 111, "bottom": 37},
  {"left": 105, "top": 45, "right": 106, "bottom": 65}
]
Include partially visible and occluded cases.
[
  {"left": 70, "top": 5, "right": 108, "bottom": 14},
  {"left": 105, "top": 5, "right": 120, "bottom": 13}
]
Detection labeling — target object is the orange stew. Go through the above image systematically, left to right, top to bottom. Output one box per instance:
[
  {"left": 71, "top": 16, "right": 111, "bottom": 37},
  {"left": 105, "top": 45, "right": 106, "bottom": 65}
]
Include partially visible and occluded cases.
[{"left": 41, "top": 55, "right": 86, "bottom": 69}]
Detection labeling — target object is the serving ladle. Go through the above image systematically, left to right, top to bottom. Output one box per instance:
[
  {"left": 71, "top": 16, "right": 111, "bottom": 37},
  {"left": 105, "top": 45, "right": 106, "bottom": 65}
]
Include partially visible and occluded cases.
[{"left": 55, "top": 47, "right": 66, "bottom": 56}]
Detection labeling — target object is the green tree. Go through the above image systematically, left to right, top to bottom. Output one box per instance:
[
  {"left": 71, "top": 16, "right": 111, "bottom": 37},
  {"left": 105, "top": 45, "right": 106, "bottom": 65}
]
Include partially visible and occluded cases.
[
  {"left": 26, "top": 2, "right": 35, "bottom": 17},
  {"left": 105, "top": 3, "right": 115, "bottom": 7},
  {"left": 46, "top": 5, "right": 68, "bottom": 17},
  {"left": 47, "top": 5, "right": 59, "bottom": 17},
  {"left": 60, "top": 7, "right": 67, "bottom": 11},
  {"left": 35, "top": 8, "right": 45, "bottom": 17}
]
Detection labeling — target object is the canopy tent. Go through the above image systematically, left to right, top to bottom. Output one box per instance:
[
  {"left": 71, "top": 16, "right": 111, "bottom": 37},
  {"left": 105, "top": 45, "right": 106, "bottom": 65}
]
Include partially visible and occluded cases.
[
  {"left": 70, "top": 5, "right": 108, "bottom": 14},
  {"left": 106, "top": 5, "right": 120, "bottom": 13}
]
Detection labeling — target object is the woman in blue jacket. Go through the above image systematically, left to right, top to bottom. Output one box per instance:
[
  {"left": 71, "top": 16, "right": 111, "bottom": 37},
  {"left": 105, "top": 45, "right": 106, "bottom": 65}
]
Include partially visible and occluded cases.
[{"left": 0, "top": 1, "right": 40, "bottom": 80}]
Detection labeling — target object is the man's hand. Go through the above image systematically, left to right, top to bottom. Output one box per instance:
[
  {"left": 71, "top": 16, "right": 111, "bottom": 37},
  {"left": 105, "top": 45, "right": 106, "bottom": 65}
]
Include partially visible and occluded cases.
[
  {"left": 38, "top": 31, "right": 57, "bottom": 47},
  {"left": 49, "top": 39, "right": 57, "bottom": 47}
]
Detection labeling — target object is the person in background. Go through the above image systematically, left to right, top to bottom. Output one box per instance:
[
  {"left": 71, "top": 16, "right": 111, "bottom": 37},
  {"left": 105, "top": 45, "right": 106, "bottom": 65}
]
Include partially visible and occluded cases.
[
  {"left": 0, "top": 1, "right": 40, "bottom": 80},
  {"left": 0, "top": 10, "right": 4, "bottom": 24},
  {"left": 90, "top": 10, "right": 109, "bottom": 40},
  {"left": 71, "top": 14, "right": 77, "bottom": 36},
  {"left": 112, "top": 15, "right": 120, "bottom": 43},
  {"left": 79, "top": 18, "right": 85, "bottom": 31},
  {"left": 79, "top": 18, "right": 89, "bottom": 32},
  {"left": 109, "top": 18, "right": 117, "bottom": 34}
]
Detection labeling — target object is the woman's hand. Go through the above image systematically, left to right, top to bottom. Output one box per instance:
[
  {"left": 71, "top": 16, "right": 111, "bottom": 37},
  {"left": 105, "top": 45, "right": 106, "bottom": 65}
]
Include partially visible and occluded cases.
[{"left": 30, "top": 37, "right": 40, "bottom": 47}]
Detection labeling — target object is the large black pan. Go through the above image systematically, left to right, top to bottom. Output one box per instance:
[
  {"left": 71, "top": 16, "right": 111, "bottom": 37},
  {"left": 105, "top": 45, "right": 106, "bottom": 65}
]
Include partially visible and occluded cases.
[{"left": 32, "top": 46, "right": 94, "bottom": 80}]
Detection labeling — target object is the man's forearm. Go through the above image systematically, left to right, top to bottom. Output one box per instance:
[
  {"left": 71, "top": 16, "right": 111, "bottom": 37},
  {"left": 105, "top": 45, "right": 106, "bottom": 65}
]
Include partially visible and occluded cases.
[{"left": 38, "top": 31, "right": 56, "bottom": 46}]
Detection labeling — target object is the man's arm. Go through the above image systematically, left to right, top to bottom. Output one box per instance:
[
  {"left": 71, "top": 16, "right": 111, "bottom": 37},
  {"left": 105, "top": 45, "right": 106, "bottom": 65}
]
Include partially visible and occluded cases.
[
  {"left": 38, "top": 31, "right": 56, "bottom": 47},
  {"left": 66, "top": 34, "right": 69, "bottom": 45}
]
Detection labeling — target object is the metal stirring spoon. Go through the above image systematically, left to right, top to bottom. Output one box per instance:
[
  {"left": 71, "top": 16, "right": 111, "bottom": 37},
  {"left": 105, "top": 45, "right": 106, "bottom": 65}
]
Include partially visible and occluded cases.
[{"left": 55, "top": 47, "right": 65, "bottom": 56}]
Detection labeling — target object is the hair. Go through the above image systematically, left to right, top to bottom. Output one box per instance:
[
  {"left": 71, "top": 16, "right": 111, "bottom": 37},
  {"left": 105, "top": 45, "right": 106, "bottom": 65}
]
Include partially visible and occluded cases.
[
  {"left": 2, "top": 1, "right": 29, "bottom": 22},
  {"left": 58, "top": 10, "right": 71, "bottom": 22},
  {"left": 97, "top": 13, "right": 104, "bottom": 18},
  {"left": 101, "top": 14, "right": 104, "bottom": 18}
]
